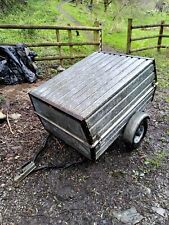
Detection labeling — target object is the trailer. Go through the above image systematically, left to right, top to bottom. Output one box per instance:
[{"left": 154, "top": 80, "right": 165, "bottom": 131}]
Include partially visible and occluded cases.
[{"left": 29, "top": 51, "right": 157, "bottom": 160}]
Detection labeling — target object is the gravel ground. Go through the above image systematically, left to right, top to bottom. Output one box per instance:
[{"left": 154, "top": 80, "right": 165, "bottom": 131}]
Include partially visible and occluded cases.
[{"left": 0, "top": 74, "right": 169, "bottom": 225}]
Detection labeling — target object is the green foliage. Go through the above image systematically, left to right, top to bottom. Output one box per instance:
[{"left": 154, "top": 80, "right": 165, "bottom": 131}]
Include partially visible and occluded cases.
[
  {"left": 0, "top": 0, "right": 25, "bottom": 14},
  {"left": 0, "top": 0, "right": 93, "bottom": 58},
  {"left": 1, "top": 0, "right": 169, "bottom": 85},
  {"left": 63, "top": 1, "right": 169, "bottom": 88},
  {"left": 63, "top": 1, "right": 169, "bottom": 51},
  {"left": 0, "top": 95, "right": 5, "bottom": 106},
  {"left": 132, "top": 150, "right": 168, "bottom": 178},
  {"left": 144, "top": 151, "right": 167, "bottom": 169}
]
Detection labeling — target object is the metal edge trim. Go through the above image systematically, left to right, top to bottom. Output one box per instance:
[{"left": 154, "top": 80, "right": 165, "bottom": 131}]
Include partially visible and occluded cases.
[
  {"left": 98, "top": 51, "right": 154, "bottom": 61},
  {"left": 151, "top": 59, "right": 157, "bottom": 101},
  {"left": 29, "top": 93, "right": 51, "bottom": 135},
  {"left": 81, "top": 120, "right": 93, "bottom": 145},
  {"left": 90, "top": 147, "right": 96, "bottom": 161}
]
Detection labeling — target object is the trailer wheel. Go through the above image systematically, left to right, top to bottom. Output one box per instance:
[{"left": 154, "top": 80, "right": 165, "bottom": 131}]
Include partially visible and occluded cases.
[{"left": 123, "top": 112, "right": 149, "bottom": 151}]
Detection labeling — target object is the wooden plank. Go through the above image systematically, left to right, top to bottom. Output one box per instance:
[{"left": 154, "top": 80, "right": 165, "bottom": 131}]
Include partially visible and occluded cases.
[
  {"left": 126, "top": 18, "right": 132, "bottom": 54},
  {"left": 93, "top": 21, "right": 100, "bottom": 51},
  {"left": 157, "top": 21, "right": 164, "bottom": 52},
  {"left": 0, "top": 24, "right": 101, "bottom": 31},
  {"left": 67, "top": 24, "right": 73, "bottom": 64},
  {"left": 132, "top": 24, "right": 161, "bottom": 29},
  {"left": 162, "top": 24, "right": 169, "bottom": 27},
  {"left": 99, "top": 28, "right": 103, "bottom": 51},
  {"left": 56, "top": 29, "right": 63, "bottom": 65},
  {"left": 131, "top": 35, "right": 159, "bottom": 41},
  {"left": 161, "top": 35, "right": 169, "bottom": 38},
  {"left": 0, "top": 41, "right": 100, "bottom": 47},
  {"left": 10, "top": 42, "right": 99, "bottom": 47},
  {"left": 131, "top": 45, "right": 169, "bottom": 53},
  {"left": 159, "top": 45, "right": 169, "bottom": 48},
  {"left": 130, "top": 46, "right": 158, "bottom": 53},
  {"left": 32, "top": 52, "right": 99, "bottom": 97},
  {"left": 39, "top": 53, "right": 109, "bottom": 100},
  {"left": 35, "top": 55, "right": 86, "bottom": 61},
  {"left": 55, "top": 55, "right": 124, "bottom": 102},
  {"left": 75, "top": 59, "right": 149, "bottom": 114}
]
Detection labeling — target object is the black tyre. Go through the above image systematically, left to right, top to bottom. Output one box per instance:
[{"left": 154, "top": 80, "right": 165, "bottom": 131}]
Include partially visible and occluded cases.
[
  {"left": 123, "top": 112, "right": 149, "bottom": 151},
  {"left": 127, "top": 118, "right": 148, "bottom": 150}
]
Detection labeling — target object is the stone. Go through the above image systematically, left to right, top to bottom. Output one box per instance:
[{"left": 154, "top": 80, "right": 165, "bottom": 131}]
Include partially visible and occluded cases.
[
  {"left": 57, "top": 65, "right": 65, "bottom": 72},
  {"left": 0, "top": 111, "right": 6, "bottom": 121},
  {"left": 9, "top": 113, "right": 21, "bottom": 120},
  {"left": 152, "top": 206, "right": 166, "bottom": 217},
  {"left": 112, "top": 207, "right": 144, "bottom": 225},
  {"left": 0, "top": 213, "right": 2, "bottom": 224}
]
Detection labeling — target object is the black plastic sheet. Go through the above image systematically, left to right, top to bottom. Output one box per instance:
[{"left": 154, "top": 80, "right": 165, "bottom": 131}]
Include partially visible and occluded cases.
[{"left": 0, "top": 44, "right": 37, "bottom": 85}]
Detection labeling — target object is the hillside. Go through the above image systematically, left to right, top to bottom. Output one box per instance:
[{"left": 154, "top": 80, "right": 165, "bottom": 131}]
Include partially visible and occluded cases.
[
  {"left": 0, "top": 0, "right": 169, "bottom": 87},
  {"left": 1, "top": 0, "right": 169, "bottom": 53},
  {"left": 0, "top": 1, "right": 169, "bottom": 225}
]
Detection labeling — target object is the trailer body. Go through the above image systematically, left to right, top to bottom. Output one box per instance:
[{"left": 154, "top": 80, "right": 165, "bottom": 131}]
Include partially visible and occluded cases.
[{"left": 29, "top": 52, "right": 157, "bottom": 160}]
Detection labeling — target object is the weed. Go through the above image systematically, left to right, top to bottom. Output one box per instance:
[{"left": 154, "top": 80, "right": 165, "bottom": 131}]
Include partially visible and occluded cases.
[
  {"left": 0, "top": 95, "right": 5, "bottom": 106},
  {"left": 132, "top": 150, "right": 168, "bottom": 179},
  {"left": 144, "top": 151, "right": 167, "bottom": 169}
]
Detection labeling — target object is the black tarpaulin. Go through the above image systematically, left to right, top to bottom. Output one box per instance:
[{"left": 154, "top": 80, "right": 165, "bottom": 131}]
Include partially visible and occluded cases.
[{"left": 0, "top": 44, "right": 37, "bottom": 85}]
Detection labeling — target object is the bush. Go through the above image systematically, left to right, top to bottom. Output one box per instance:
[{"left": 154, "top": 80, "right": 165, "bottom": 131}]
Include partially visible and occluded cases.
[{"left": 0, "top": 0, "right": 26, "bottom": 14}]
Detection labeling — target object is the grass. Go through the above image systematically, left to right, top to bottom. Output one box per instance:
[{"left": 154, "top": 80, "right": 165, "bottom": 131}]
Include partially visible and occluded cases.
[
  {"left": 0, "top": 0, "right": 169, "bottom": 88},
  {"left": 0, "top": 0, "right": 94, "bottom": 58},
  {"left": 0, "top": 0, "right": 60, "bottom": 56},
  {"left": 1, "top": 0, "right": 169, "bottom": 53},
  {"left": 62, "top": 1, "right": 169, "bottom": 88},
  {"left": 63, "top": 1, "right": 169, "bottom": 51},
  {"left": 0, "top": 95, "right": 5, "bottom": 106},
  {"left": 133, "top": 150, "right": 168, "bottom": 178},
  {"left": 144, "top": 150, "right": 167, "bottom": 171}
]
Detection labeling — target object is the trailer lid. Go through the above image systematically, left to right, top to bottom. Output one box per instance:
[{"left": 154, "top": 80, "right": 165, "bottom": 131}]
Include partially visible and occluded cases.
[{"left": 30, "top": 52, "right": 154, "bottom": 120}]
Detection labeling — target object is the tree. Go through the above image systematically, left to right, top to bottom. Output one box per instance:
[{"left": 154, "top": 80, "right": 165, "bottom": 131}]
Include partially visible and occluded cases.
[
  {"left": 0, "top": 0, "right": 27, "bottom": 13},
  {"left": 104, "top": 0, "right": 112, "bottom": 12},
  {"left": 155, "top": 0, "right": 166, "bottom": 12}
]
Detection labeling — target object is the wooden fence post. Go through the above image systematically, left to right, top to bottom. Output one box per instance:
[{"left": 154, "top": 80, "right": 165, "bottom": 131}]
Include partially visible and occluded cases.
[
  {"left": 126, "top": 18, "right": 133, "bottom": 54},
  {"left": 93, "top": 20, "right": 100, "bottom": 51},
  {"left": 157, "top": 20, "right": 164, "bottom": 52},
  {"left": 99, "top": 23, "right": 102, "bottom": 51},
  {"left": 67, "top": 24, "right": 73, "bottom": 64},
  {"left": 56, "top": 29, "right": 63, "bottom": 66}
]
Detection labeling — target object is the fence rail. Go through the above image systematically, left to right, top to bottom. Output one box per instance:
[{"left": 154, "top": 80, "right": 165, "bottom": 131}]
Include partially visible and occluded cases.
[
  {"left": 126, "top": 18, "right": 169, "bottom": 54},
  {"left": 0, "top": 22, "right": 102, "bottom": 64}
]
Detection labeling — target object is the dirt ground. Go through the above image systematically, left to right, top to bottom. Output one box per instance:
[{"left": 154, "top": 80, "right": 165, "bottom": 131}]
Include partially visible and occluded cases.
[{"left": 0, "top": 66, "right": 169, "bottom": 225}]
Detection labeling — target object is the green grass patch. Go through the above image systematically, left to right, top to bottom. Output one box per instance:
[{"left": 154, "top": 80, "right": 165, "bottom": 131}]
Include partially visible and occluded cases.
[
  {"left": 0, "top": 0, "right": 169, "bottom": 86},
  {"left": 0, "top": 0, "right": 93, "bottom": 59},
  {"left": 62, "top": 1, "right": 169, "bottom": 89},
  {"left": 63, "top": 1, "right": 169, "bottom": 52},
  {"left": 144, "top": 150, "right": 167, "bottom": 170}
]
